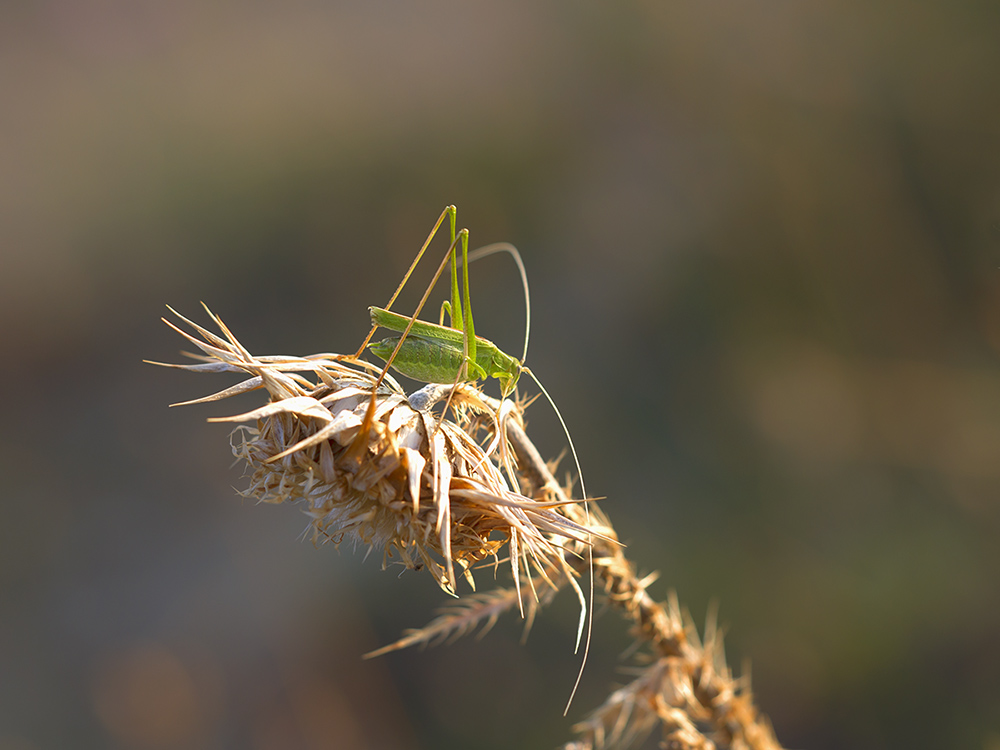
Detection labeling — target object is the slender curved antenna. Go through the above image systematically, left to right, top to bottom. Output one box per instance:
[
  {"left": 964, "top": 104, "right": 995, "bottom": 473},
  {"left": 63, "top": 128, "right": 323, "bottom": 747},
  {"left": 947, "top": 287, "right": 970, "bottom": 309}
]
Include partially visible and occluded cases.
[
  {"left": 466, "top": 241, "right": 592, "bottom": 713},
  {"left": 464, "top": 243, "right": 531, "bottom": 365},
  {"left": 523, "top": 367, "right": 592, "bottom": 713}
]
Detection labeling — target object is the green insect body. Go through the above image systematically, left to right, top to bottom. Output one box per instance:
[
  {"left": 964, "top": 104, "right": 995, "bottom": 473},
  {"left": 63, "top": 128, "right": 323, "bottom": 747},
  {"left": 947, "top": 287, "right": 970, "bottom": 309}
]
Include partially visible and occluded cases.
[
  {"left": 360, "top": 205, "right": 525, "bottom": 401},
  {"left": 367, "top": 306, "right": 522, "bottom": 396}
]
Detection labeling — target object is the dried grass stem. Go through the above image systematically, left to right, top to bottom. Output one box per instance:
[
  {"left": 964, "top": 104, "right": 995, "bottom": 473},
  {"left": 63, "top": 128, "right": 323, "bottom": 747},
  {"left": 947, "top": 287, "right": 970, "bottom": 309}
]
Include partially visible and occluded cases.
[{"left": 154, "top": 306, "right": 783, "bottom": 750}]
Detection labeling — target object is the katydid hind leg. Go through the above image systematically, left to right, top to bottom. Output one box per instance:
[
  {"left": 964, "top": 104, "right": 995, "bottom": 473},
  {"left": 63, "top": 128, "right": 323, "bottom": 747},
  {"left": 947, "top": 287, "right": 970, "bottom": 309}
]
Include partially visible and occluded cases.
[
  {"left": 350, "top": 205, "right": 455, "bottom": 360},
  {"left": 348, "top": 210, "right": 467, "bottom": 453},
  {"left": 448, "top": 211, "right": 462, "bottom": 333},
  {"left": 458, "top": 229, "right": 477, "bottom": 381}
]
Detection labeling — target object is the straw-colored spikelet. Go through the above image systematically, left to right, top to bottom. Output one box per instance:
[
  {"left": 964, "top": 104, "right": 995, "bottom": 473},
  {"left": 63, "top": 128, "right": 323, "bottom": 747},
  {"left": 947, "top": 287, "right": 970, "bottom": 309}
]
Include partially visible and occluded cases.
[
  {"left": 151, "top": 305, "right": 593, "bottom": 599},
  {"left": 507, "top": 428, "right": 783, "bottom": 750}
]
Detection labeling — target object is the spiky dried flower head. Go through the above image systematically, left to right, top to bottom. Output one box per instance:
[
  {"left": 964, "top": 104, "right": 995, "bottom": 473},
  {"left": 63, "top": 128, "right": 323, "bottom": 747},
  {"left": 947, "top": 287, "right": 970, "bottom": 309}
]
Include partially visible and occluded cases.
[
  {"left": 149, "top": 305, "right": 595, "bottom": 599},
  {"left": 151, "top": 305, "right": 784, "bottom": 750}
]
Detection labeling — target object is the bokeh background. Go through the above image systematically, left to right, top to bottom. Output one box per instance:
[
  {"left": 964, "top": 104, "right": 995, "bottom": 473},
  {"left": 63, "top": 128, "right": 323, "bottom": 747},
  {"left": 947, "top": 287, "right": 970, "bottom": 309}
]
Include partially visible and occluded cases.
[{"left": 2, "top": 1, "right": 999, "bottom": 748}]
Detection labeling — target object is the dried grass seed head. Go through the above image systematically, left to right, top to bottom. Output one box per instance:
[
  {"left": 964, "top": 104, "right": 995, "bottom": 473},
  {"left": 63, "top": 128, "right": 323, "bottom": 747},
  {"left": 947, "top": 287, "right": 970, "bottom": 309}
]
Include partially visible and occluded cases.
[{"left": 153, "top": 305, "right": 594, "bottom": 596}]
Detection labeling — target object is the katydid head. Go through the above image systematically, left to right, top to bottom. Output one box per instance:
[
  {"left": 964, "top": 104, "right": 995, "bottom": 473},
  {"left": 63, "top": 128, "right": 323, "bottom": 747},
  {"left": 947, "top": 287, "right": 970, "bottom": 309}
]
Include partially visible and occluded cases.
[
  {"left": 491, "top": 349, "right": 523, "bottom": 398},
  {"left": 495, "top": 366, "right": 521, "bottom": 398}
]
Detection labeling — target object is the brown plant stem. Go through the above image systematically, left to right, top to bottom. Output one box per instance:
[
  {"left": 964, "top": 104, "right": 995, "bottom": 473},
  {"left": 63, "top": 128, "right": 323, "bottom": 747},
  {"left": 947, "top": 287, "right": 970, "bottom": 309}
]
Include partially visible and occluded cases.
[
  {"left": 154, "top": 307, "right": 784, "bottom": 750},
  {"left": 505, "top": 420, "right": 782, "bottom": 750}
]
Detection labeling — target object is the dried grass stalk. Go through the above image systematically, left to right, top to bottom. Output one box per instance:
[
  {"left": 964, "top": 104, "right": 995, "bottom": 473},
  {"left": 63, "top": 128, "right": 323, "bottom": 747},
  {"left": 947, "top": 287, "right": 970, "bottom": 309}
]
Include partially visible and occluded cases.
[
  {"left": 153, "top": 305, "right": 783, "bottom": 750},
  {"left": 508, "top": 422, "right": 782, "bottom": 750}
]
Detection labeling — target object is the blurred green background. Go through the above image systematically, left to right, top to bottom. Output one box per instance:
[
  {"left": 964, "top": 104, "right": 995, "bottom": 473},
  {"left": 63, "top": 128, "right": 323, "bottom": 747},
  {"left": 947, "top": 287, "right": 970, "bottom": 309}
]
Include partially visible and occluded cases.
[{"left": 2, "top": 1, "right": 999, "bottom": 748}]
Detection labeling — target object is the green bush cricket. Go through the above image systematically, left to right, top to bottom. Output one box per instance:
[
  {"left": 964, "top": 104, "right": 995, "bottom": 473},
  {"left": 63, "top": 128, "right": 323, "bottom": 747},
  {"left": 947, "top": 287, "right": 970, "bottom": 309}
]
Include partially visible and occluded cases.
[
  {"left": 349, "top": 205, "right": 594, "bottom": 712},
  {"left": 352, "top": 206, "right": 521, "bottom": 399}
]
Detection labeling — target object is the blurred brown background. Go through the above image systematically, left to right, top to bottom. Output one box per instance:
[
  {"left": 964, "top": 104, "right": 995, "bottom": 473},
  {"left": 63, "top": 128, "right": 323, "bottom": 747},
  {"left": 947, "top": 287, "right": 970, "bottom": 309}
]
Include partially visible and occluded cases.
[{"left": 2, "top": 1, "right": 999, "bottom": 748}]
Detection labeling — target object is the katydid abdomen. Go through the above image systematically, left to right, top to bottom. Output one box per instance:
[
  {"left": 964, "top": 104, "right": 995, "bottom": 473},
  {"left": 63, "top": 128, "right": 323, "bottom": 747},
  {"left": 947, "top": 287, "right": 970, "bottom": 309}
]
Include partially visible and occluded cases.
[{"left": 369, "top": 334, "right": 512, "bottom": 389}]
